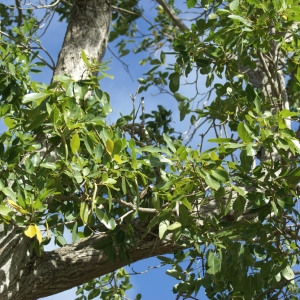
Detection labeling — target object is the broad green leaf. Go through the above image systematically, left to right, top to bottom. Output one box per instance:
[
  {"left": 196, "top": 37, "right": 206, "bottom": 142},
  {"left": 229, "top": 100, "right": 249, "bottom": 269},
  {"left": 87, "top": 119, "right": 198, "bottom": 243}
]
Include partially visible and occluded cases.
[
  {"left": 186, "top": 0, "right": 197, "bottom": 8},
  {"left": 229, "top": 0, "right": 239, "bottom": 11},
  {"left": 228, "top": 15, "right": 252, "bottom": 27},
  {"left": 81, "top": 49, "right": 90, "bottom": 67},
  {"left": 160, "top": 51, "right": 166, "bottom": 65},
  {"left": 8, "top": 63, "right": 15, "bottom": 75},
  {"left": 169, "top": 72, "right": 180, "bottom": 93},
  {"left": 74, "top": 83, "right": 88, "bottom": 99},
  {"left": 22, "top": 93, "right": 49, "bottom": 104},
  {"left": 173, "top": 93, "right": 188, "bottom": 102},
  {"left": 280, "top": 109, "right": 299, "bottom": 118},
  {"left": 4, "top": 117, "right": 16, "bottom": 129},
  {"left": 237, "top": 122, "right": 252, "bottom": 143},
  {"left": 70, "top": 132, "right": 80, "bottom": 154},
  {"left": 163, "top": 133, "right": 176, "bottom": 153},
  {"left": 208, "top": 138, "right": 232, "bottom": 143},
  {"left": 106, "top": 139, "right": 114, "bottom": 155},
  {"left": 240, "top": 150, "right": 252, "bottom": 173},
  {"left": 40, "top": 162, "right": 56, "bottom": 170},
  {"left": 210, "top": 169, "right": 229, "bottom": 182},
  {"left": 204, "top": 173, "right": 220, "bottom": 190},
  {"left": 230, "top": 184, "right": 245, "bottom": 196},
  {"left": 2, "top": 187, "right": 17, "bottom": 201},
  {"left": 107, "top": 187, "right": 112, "bottom": 211},
  {"left": 182, "top": 198, "right": 193, "bottom": 210},
  {"left": 80, "top": 201, "right": 90, "bottom": 224},
  {"left": 0, "top": 205, "right": 13, "bottom": 216},
  {"left": 107, "top": 218, "right": 116, "bottom": 230},
  {"left": 159, "top": 220, "right": 170, "bottom": 239},
  {"left": 72, "top": 221, "right": 78, "bottom": 243},
  {"left": 167, "top": 222, "right": 181, "bottom": 231},
  {"left": 55, "top": 235, "right": 67, "bottom": 247},
  {"left": 207, "top": 252, "right": 221, "bottom": 274},
  {"left": 282, "top": 265, "right": 294, "bottom": 280},
  {"left": 166, "top": 269, "right": 183, "bottom": 280}
]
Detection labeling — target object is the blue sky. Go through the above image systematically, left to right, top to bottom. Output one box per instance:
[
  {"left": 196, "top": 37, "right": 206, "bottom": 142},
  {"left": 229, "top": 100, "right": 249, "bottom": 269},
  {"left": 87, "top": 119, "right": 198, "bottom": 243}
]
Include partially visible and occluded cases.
[{"left": 1, "top": 1, "right": 211, "bottom": 299}]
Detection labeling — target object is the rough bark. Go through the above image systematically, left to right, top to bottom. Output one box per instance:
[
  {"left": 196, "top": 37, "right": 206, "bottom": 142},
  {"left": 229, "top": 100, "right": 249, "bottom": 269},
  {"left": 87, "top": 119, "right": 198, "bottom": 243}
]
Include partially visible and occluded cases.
[
  {"left": 53, "top": 0, "right": 111, "bottom": 80},
  {"left": 1, "top": 223, "right": 180, "bottom": 300}
]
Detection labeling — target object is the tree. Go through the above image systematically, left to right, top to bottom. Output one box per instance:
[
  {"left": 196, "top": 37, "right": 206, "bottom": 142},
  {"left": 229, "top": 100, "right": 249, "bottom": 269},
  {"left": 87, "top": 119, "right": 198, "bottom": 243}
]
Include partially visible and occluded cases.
[{"left": 0, "top": 0, "right": 300, "bottom": 299}]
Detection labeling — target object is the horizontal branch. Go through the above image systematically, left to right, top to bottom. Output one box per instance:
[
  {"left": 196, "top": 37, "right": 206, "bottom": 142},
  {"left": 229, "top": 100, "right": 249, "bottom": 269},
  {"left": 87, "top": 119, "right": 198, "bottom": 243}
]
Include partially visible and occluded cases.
[{"left": 14, "top": 224, "right": 182, "bottom": 299}]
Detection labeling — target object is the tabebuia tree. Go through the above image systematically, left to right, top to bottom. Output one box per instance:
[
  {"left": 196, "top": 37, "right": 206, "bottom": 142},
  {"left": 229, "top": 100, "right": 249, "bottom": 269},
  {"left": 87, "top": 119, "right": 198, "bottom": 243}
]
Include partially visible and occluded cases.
[{"left": 0, "top": 0, "right": 300, "bottom": 299}]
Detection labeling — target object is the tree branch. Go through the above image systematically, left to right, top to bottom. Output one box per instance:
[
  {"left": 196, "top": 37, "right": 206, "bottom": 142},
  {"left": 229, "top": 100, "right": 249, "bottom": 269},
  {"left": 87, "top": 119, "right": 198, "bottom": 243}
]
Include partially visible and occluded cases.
[
  {"left": 155, "top": 0, "right": 189, "bottom": 31},
  {"left": 8, "top": 225, "right": 182, "bottom": 299}
]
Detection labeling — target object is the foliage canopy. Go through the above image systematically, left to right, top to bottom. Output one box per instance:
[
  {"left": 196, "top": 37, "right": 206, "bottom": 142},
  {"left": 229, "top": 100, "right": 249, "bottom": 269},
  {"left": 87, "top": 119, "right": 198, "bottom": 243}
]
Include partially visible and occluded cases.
[{"left": 0, "top": 0, "right": 300, "bottom": 299}]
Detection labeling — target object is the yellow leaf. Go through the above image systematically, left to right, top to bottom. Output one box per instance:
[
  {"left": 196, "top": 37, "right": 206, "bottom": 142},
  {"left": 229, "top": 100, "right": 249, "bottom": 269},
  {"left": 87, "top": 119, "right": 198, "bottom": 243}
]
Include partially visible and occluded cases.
[
  {"left": 70, "top": 132, "right": 80, "bottom": 154},
  {"left": 106, "top": 139, "right": 114, "bottom": 155},
  {"left": 113, "top": 154, "right": 122, "bottom": 163},
  {"left": 7, "top": 199, "right": 28, "bottom": 214},
  {"left": 24, "top": 224, "right": 36, "bottom": 238},
  {"left": 35, "top": 225, "right": 42, "bottom": 243}
]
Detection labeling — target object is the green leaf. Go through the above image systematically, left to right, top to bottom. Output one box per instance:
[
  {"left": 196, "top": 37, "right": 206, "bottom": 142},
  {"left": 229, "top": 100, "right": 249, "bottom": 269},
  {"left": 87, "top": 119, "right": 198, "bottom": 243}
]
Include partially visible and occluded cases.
[
  {"left": 186, "top": 0, "right": 197, "bottom": 9},
  {"left": 230, "top": 0, "right": 239, "bottom": 11},
  {"left": 228, "top": 15, "right": 252, "bottom": 27},
  {"left": 81, "top": 50, "right": 90, "bottom": 67},
  {"left": 160, "top": 51, "right": 166, "bottom": 65},
  {"left": 8, "top": 63, "right": 15, "bottom": 75},
  {"left": 169, "top": 72, "right": 180, "bottom": 93},
  {"left": 74, "top": 83, "right": 88, "bottom": 99},
  {"left": 22, "top": 93, "right": 49, "bottom": 104},
  {"left": 173, "top": 93, "right": 188, "bottom": 102},
  {"left": 4, "top": 117, "right": 16, "bottom": 129},
  {"left": 237, "top": 122, "right": 252, "bottom": 143},
  {"left": 70, "top": 132, "right": 80, "bottom": 154},
  {"left": 163, "top": 133, "right": 176, "bottom": 153},
  {"left": 208, "top": 138, "right": 232, "bottom": 143},
  {"left": 106, "top": 139, "right": 114, "bottom": 155},
  {"left": 240, "top": 149, "right": 252, "bottom": 173},
  {"left": 40, "top": 162, "right": 56, "bottom": 170},
  {"left": 210, "top": 169, "right": 229, "bottom": 182},
  {"left": 204, "top": 173, "right": 220, "bottom": 190},
  {"left": 230, "top": 184, "right": 245, "bottom": 196},
  {"left": 2, "top": 187, "right": 17, "bottom": 201},
  {"left": 80, "top": 201, "right": 90, "bottom": 224},
  {"left": 0, "top": 205, "right": 13, "bottom": 216},
  {"left": 107, "top": 218, "right": 116, "bottom": 230},
  {"left": 159, "top": 220, "right": 170, "bottom": 239},
  {"left": 72, "top": 221, "right": 78, "bottom": 243},
  {"left": 167, "top": 222, "right": 181, "bottom": 231},
  {"left": 55, "top": 235, "right": 67, "bottom": 247},
  {"left": 207, "top": 252, "right": 221, "bottom": 274},
  {"left": 282, "top": 265, "right": 294, "bottom": 280},
  {"left": 166, "top": 269, "right": 183, "bottom": 280}
]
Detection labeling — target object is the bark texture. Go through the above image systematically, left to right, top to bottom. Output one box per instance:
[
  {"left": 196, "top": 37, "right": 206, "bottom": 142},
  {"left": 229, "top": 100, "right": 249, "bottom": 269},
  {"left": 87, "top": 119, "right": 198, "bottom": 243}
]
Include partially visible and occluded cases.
[
  {"left": 53, "top": 0, "right": 111, "bottom": 80},
  {"left": 1, "top": 223, "right": 180, "bottom": 300}
]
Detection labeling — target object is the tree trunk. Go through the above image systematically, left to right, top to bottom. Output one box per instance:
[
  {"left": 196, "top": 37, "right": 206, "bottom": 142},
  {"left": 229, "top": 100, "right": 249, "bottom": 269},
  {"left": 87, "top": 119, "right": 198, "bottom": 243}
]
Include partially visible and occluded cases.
[
  {"left": 53, "top": 0, "right": 111, "bottom": 80},
  {"left": 0, "top": 2, "right": 180, "bottom": 299}
]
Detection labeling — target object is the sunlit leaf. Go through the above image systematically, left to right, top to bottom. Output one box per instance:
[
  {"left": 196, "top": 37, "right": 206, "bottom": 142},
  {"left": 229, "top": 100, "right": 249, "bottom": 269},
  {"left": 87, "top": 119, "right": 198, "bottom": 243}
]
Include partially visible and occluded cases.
[
  {"left": 70, "top": 132, "right": 80, "bottom": 154},
  {"left": 106, "top": 139, "right": 114, "bottom": 156},
  {"left": 24, "top": 224, "right": 36, "bottom": 239}
]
